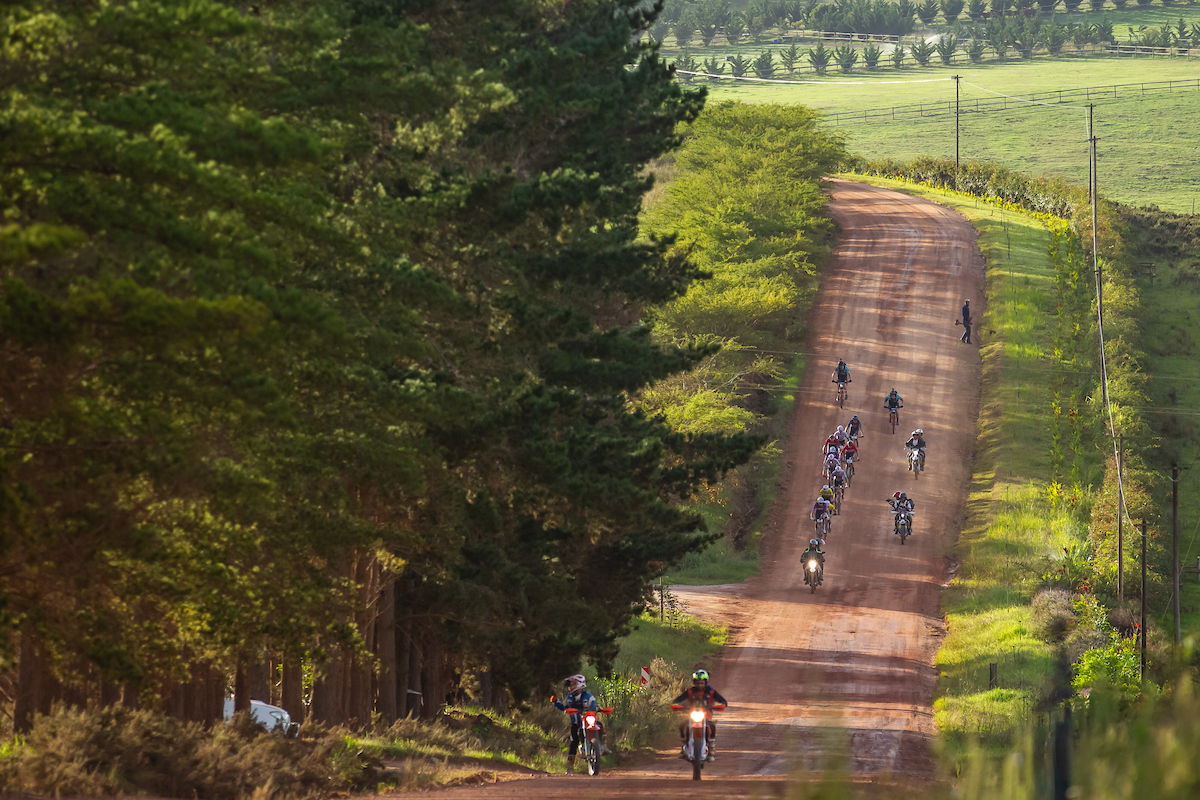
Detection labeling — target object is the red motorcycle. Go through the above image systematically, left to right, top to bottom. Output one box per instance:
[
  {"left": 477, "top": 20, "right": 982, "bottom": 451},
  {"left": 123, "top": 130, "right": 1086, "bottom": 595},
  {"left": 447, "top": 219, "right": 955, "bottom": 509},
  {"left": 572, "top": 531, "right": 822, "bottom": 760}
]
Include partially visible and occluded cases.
[
  {"left": 670, "top": 701, "right": 725, "bottom": 780},
  {"left": 560, "top": 704, "right": 612, "bottom": 776}
]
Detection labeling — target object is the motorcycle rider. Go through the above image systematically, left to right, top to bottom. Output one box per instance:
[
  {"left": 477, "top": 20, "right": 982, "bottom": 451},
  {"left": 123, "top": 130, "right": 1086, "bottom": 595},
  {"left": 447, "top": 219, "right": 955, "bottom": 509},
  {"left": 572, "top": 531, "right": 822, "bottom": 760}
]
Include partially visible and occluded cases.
[
  {"left": 846, "top": 414, "right": 863, "bottom": 441},
  {"left": 906, "top": 429, "right": 927, "bottom": 471},
  {"left": 887, "top": 491, "right": 915, "bottom": 534},
  {"left": 802, "top": 537, "right": 826, "bottom": 584},
  {"left": 672, "top": 670, "right": 728, "bottom": 761},
  {"left": 552, "top": 674, "right": 607, "bottom": 771}
]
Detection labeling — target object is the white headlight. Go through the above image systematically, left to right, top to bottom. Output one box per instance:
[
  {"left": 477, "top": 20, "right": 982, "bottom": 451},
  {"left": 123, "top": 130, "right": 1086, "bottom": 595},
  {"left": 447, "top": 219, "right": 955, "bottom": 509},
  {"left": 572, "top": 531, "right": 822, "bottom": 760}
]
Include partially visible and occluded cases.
[
  {"left": 808, "top": 560, "right": 818, "bottom": 570},
  {"left": 690, "top": 709, "right": 706, "bottom": 722}
]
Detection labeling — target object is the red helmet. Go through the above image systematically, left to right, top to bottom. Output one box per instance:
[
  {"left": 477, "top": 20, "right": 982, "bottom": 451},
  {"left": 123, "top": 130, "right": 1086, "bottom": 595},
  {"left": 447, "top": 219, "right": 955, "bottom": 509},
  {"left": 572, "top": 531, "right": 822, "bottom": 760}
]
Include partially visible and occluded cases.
[{"left": 893, "top": 491, "right": 902, "bottom": 499}]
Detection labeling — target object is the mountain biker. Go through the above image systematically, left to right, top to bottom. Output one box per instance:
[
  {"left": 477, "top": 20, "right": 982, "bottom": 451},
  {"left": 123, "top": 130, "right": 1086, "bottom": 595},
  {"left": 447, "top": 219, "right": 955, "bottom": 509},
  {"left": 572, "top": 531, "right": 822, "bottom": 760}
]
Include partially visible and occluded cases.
[
  {"left": 833, "top": 359, "right": 851, "bottom": 385},
  {"left": 884, "top": 388, "right": 903, "bottom": 412},
  {"left": 846, "top": 414, "right": 863, "bottom": 440},
  {"left": 833, "top": 425, "right": 849, "bottom": 445},
  {"left": 906, "top": 429, "right": 927, "bottom": 471},
  {"left": 823, "top": 431, "right": 842, "bottom": 453},
  {"left": 840, "top": 438, "right": 859, "bottom": 466},
  {"left": 823, "top": 451, "right": 840, "bottom": 481},
  {"left": 830, "top": 464, "right": 848, "bottom": 494},
  {"left": 818, "top": 484, "right": 837, "bottom": 514},
  {"left": 887, "top": 491, "right": 915, "bottom": 533},
  {"left": 812, "top": 496, "right": 833, "bottom": 527},
  {"left": 802, "top": 538, "right": 826, "bottom": 584},
  {"left": 672, "top": 670, "right": 728, "bottom": 761},
  {"left": 551, "top": 674, "right": 607, "bottom": 770}
]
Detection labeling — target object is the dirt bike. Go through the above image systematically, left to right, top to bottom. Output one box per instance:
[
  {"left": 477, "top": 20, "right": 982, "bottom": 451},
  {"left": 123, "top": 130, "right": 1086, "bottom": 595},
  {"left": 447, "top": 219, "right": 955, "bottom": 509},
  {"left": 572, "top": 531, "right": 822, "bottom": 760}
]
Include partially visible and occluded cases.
[
  {"left": 836, "top": 380, "right": 847, "bottom": 408},
  {"left": 886, "top": 404, "right": 902, "bottom": 434},
  {"left": 907, "top": 446, "right": 922, "bottom": 479},
  {"left": 891, "top": 509, "right": 912, "bottom": 545},
  {"left": 804, "top": 552, "right": 823, "bottom": 593},
  {"left": 670, "top": 702, "right": 725, "bottom": 780},
  {"left": 559, "top": 705, "right": 613, "bottom": 776}
]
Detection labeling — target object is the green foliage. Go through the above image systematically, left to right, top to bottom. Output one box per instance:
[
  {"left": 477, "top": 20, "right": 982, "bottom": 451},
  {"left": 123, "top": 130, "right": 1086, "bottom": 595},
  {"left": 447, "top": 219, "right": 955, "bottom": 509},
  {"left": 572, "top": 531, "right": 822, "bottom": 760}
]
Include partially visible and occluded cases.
[
  {"left": 0, "top": 0, "right": 758, "bottom": 710},
  {"left": 807, "top": 0, "right": 918, "bottom": 36},
  {"left": 918, "top": 0, "right": 942, "bottom": 24},
  {"left": 942, "top": 0, "right": 967, "bottom": 22},
  {"left": 969, "top": 0, "right": 989, "bottom": 18},
  {"left": 674, "top": 11, "right": 697, "bottom": 47},
  {"left": 1040, "top": 19, "right": 1069, "bottom": 52},
  {"left": 936, "top": 33, "right": 961, "bottom": 61},
  {"left": 968, "top": 36, "right": 988, "bottom": 60},
  {"left": 910, "top": 39, "right": 937, "bottom": 64},
  {"left": 780, "top": 42, "right": 801, "bottom": 73},
  {"left": 808, "top": 42, "right": 833, "bottom": 74},
  {"left": 890, "top": 42, "right": 908, "bottom": 67},
  {"left": 863, "top": 43, "right": 885, "bottom": 67},
  {"left": 834, "top": 44, "right": 860, "bottom": 71},
  {"left": 753, "top": 49, "right": 776, "bottom": 78},
  {"left": 730, "top": 53, "right": 751, "bottom": 76},
  {"left": 701, "top": 56, "right": 727, "bottom": 76}
]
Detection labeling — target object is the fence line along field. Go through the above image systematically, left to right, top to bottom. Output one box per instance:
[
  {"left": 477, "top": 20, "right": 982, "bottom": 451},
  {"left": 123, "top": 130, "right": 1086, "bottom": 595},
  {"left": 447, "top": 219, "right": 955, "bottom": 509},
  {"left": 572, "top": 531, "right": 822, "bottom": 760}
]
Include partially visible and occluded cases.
[{"left": 695, "top": 58, "right": 1200, "bottom": 214}]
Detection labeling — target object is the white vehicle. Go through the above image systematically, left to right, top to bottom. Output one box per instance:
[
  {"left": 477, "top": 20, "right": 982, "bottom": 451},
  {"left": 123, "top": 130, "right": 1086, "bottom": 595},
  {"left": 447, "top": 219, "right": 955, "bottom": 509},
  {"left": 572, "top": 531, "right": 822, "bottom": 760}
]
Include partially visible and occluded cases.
[{"left": 222, "top": 698, "right": 300, "bottom": 737}]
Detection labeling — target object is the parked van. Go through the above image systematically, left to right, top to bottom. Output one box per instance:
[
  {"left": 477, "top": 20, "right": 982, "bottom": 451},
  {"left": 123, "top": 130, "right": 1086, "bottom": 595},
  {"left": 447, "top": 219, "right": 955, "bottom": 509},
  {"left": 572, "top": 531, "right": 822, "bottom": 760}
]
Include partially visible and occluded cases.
[{"left": 222, "top": 698, "right": 300, "bottom": 737}]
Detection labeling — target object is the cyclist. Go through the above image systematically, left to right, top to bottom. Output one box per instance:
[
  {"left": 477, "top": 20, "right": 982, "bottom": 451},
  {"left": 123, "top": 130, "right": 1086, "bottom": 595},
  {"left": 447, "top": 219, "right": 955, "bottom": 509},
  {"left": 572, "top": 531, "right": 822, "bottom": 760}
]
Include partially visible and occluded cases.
[
  {"left": 833, "top": 359, "right": 852, "bottom": 386},
  {"left": 884, "top": 388, "right": 903, "bottom": 412},
  {"left": 846, "top": 414, "right": 864, "bottom": 441}
]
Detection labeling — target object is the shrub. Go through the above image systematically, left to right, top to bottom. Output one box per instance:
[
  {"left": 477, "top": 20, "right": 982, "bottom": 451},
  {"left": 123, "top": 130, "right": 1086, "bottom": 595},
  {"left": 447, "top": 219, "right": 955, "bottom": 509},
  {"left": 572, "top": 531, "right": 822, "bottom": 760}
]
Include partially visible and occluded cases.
[
  {"left": 917, "top": 0, "right": 940, "bottom": 23},
  {"left": 942, "top": 0, "right": 967, "bottom": 22},
  {"left": 969, "top": 0, "right": 989, "bottom": 19},
  {"left": 936, "top": 33, "right": 960, "bottom": 61},
  {"left": 967, "top": 36, "right": 987, "bottom": 60},
  {"left": 910, "top": 39, "right": 937, "bottom": 63},
  {"left": 779, "top": 42, "right": 801, "bottom": 73},
  {"left": 807, "top": 42, "right": 832, "bottom": 74},
  {"left": 890, "top": 42, "right": 907, "bottom": 66},
  {"left": 863, "top": 43, "right": 885, "bottom": 67},
  {"left": 834, "top": 44, "right": 860, "bottom": 71},
  {"left": 753, "top": 49, "right": 776, "bottom": 78},
  {"left": 729, "top": 53, "right": 750, "bottom": 77},
  {"left": 701, "top": 56, "right": 726, "bottom": 76},
  {"left": 1031, "top": 588, "right": 1076, "bottom": 641},
  {"left": 1072, "top": 639, "right": 1140, "bottom": 707},
  {"left": 0, "top": 706, "right": 366, "bottom": 799}
]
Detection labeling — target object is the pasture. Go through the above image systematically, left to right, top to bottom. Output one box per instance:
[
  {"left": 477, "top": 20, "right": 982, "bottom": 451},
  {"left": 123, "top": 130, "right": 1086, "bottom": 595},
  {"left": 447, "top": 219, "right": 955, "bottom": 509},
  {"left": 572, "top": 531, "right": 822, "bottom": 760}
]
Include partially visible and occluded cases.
[{"left": 694, "top": 57, "right": 1200, "bottom": 213}]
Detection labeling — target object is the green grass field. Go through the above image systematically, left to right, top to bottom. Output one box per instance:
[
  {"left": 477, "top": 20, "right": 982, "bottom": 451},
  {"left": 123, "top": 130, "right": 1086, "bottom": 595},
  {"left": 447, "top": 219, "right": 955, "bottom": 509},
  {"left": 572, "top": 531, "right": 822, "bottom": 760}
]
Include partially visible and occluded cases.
[{"left": 696, "top": 57, "right": 1200, "bottom": 213}]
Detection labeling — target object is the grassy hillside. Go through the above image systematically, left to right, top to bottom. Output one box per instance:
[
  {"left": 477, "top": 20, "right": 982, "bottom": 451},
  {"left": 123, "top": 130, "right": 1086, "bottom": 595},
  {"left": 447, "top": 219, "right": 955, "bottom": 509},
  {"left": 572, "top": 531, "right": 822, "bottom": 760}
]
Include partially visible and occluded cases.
[{"left": 696, "top": 58, "right": 1200, "bottom": 213}]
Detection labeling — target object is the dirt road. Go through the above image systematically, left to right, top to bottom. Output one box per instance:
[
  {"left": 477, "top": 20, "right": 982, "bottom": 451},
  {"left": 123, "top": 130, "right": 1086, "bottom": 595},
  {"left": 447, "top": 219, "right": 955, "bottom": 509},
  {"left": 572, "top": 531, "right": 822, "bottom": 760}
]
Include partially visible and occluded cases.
[{"left": 435, "top": 181, "right": 985, "bottom": 797}]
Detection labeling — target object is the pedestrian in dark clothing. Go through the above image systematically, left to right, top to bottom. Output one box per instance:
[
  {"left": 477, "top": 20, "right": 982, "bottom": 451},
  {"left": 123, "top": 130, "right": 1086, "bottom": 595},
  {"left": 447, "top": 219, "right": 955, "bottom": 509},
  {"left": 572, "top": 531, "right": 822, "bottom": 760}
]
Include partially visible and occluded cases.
[{"left": 960, "top": 299, "right": 972, "bottom": 344}]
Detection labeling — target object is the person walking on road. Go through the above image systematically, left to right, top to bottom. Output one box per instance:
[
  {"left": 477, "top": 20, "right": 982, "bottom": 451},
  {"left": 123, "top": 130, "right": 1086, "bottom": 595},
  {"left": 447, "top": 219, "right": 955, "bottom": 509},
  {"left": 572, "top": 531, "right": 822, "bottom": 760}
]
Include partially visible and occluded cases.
[{"left": 960, "top": 299, "right": 972, "bottom": 344}]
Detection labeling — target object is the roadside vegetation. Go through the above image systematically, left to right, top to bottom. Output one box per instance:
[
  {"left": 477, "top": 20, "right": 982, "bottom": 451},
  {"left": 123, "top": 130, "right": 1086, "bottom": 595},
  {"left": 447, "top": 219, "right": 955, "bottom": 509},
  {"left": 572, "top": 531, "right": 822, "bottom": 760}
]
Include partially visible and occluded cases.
[
  {"left": 640, "top": 101, "right": 845, "bottom": 585},
  {"left": 845, "top": 161, "right": 1200, "bottom": 797}
]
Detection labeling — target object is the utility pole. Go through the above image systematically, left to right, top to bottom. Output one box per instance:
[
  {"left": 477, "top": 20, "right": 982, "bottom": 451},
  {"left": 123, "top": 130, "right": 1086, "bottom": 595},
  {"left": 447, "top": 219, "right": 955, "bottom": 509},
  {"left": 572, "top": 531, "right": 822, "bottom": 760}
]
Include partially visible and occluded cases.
[
  {"left": 954, "top": 75, "right": 961, "bottom": 179},
  {"left": 1089, "top": 104, "right": 1101, "bottom": 326},
  {"left": 1118, "top": 433, "right": 1124, "bottom": 600},
  {"left": 1173, "top": 465, "right": 1180, "bottom": 645},
  {"left": 1141, "top": 518, "right": 1148, "bottom": 680}
]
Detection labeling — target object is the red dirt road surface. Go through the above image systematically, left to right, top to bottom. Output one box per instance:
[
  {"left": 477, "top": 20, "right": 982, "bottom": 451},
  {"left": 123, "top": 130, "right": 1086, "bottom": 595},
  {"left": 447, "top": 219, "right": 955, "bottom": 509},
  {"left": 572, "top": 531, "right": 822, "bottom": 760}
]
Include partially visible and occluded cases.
[{"left": 434, "top": 180, "right": 985, "bottom": 797}]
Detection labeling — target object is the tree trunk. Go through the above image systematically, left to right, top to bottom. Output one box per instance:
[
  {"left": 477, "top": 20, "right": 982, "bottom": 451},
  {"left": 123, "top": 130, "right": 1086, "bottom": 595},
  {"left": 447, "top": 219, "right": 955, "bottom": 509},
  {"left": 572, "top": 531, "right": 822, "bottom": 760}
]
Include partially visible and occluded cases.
[
  {"left": 377, "top": 579, "right": 397, "bottom": 724},
  {"left": 396, "top": 580, "right": 413, "bottom": 717},
  {"left": 14, "top": 625, "right": 39, "bottom": 733},
  {"left": 407, "top": 637, "right": 423, "bottom": 719},
  {"left": 419, "top": 637, "right": 440, "bottom": 719},
  {"left": 247, "top": 651, "right": 271, "bottom": 702},
  {"left": 310, "top": 651, "right": 348, "bottom": 724},
  {"left": 281, "top": 656, "right": 304, "bottom": 721},
  {"left": 234, "top": 658, "right": 251, "bottom": 713}
]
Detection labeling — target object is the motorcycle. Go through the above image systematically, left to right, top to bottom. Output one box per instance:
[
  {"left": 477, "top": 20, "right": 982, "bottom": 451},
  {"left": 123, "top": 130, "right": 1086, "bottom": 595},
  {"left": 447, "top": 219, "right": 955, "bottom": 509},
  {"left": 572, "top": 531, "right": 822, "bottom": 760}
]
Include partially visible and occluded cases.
[
  {"left": 907, "top": 446, "right": 922, "bottom": 479},
  {"left": 893, "top": 510, "right": 912, "bottom": 545},
  {"left": 804, "top": 553, "right": 823, "bottom": 593},
  {"left": 670, "top": 702, "right": 725, "bottom": 780},
  {"left": 557, "top": 704, "right": 613, "bottom": 776}
]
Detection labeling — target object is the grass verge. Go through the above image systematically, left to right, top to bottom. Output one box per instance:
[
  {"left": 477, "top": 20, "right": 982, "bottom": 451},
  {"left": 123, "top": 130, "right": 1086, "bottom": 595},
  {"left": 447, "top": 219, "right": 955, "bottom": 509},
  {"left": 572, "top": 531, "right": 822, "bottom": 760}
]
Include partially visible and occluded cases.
[{"left": 843, "top": 174, "right": 1094, "bottom": 765}]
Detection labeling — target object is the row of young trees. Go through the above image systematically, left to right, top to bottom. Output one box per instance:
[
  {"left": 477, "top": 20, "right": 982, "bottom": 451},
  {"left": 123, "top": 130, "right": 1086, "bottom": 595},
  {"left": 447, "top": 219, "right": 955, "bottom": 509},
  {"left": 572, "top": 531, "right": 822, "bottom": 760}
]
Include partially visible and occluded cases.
[
  {"left": 0, "top": 0, "right": 761, "bottom": 732},
  {"left": 657, "top": 0, "right": 1184, "bottom": 45},
  {"left": 674, "top": 15, "right": 1121, "bottom": 77}
]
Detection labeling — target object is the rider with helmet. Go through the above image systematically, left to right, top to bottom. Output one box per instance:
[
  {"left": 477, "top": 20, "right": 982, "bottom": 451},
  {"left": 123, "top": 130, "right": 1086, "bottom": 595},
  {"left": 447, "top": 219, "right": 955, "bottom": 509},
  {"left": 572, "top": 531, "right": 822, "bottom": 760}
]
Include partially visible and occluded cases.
[
  {"left": 833, "top": 359, "right": 851, "bottom": 386},
  {"left": 884, "top": 388, "right": 903, "bottom": 411},
  {"left": 846, "top": 414, "right": 863, "bottom": 440},
  {"left": 833, "top": 425, "right": 849, "bottom": 445},
  {"left": 906, "top": 429, "right": 927, "bottom": 471},
  {"left": 823, "top": 430, "right": 842, "bottom": 453},
  {"left": 840, "top": 437, "right": 859, "bottom": 466},
  {"left": 823, "top": 451, "right": 841, "bottom": 481},
  {"left": 830, "top": 464, "right": 848, "bottom": 499},
  {"left": 887, "top": 491, "right": 915, "bottom": 533},
  {"left": 812, "top": 496, "right": 833, "bottom": 527},
  {"left": 802, "top": 537, "right": 826, "bottom": 584},
  {"left": 672, "top": 670, "right": 729, "bottom": 761},
  {"left": 552, "top": 674, "right": 607, "bottom": 770}
]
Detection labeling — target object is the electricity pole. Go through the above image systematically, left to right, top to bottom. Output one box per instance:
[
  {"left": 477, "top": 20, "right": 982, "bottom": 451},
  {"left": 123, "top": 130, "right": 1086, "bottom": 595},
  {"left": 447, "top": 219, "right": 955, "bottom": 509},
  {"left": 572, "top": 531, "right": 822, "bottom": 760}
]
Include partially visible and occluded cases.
[
  {"left": 954, "top": 75, "right": 961, "bottom": 179},
  {"left": 1089, "top": 104, "right": 1101, "bottom": 326},
  {"left": 1118, "top": 433, "right": 1124, "bottom": 600},
  {"left": 1173, "top": 465, "right": 1180, "bottom": 645},
  {"left": 1141, "top": 518, "right": 1148, "bottom": 679}
]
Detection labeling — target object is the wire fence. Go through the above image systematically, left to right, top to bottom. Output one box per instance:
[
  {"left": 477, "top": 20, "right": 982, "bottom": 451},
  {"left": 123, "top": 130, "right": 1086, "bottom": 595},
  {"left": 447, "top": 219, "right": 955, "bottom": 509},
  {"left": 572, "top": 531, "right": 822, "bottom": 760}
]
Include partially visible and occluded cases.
[{"left": 821, "top": 77, "right": 1200, "bottom": 125}]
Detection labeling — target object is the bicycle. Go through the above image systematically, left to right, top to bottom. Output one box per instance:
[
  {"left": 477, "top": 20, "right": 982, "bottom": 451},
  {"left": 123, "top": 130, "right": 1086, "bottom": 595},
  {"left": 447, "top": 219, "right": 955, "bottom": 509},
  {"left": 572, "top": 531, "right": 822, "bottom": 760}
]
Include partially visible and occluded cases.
[{"left": 886, "top": 404, "right": 902, "bottom": 434}]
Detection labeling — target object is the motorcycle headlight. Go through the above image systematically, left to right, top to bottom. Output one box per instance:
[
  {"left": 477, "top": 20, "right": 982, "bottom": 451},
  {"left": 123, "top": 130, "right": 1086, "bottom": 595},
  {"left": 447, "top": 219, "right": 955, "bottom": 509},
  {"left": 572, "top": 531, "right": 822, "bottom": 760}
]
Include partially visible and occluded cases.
[
  {"left": 808, "top": 559, "right": 818, "bottom": 570},
  {"left": 689, "top": 709, "right": 706, "bottom": 722},
  {"left": 584, "top": 713, "right": 596, "bottom": 726}
]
